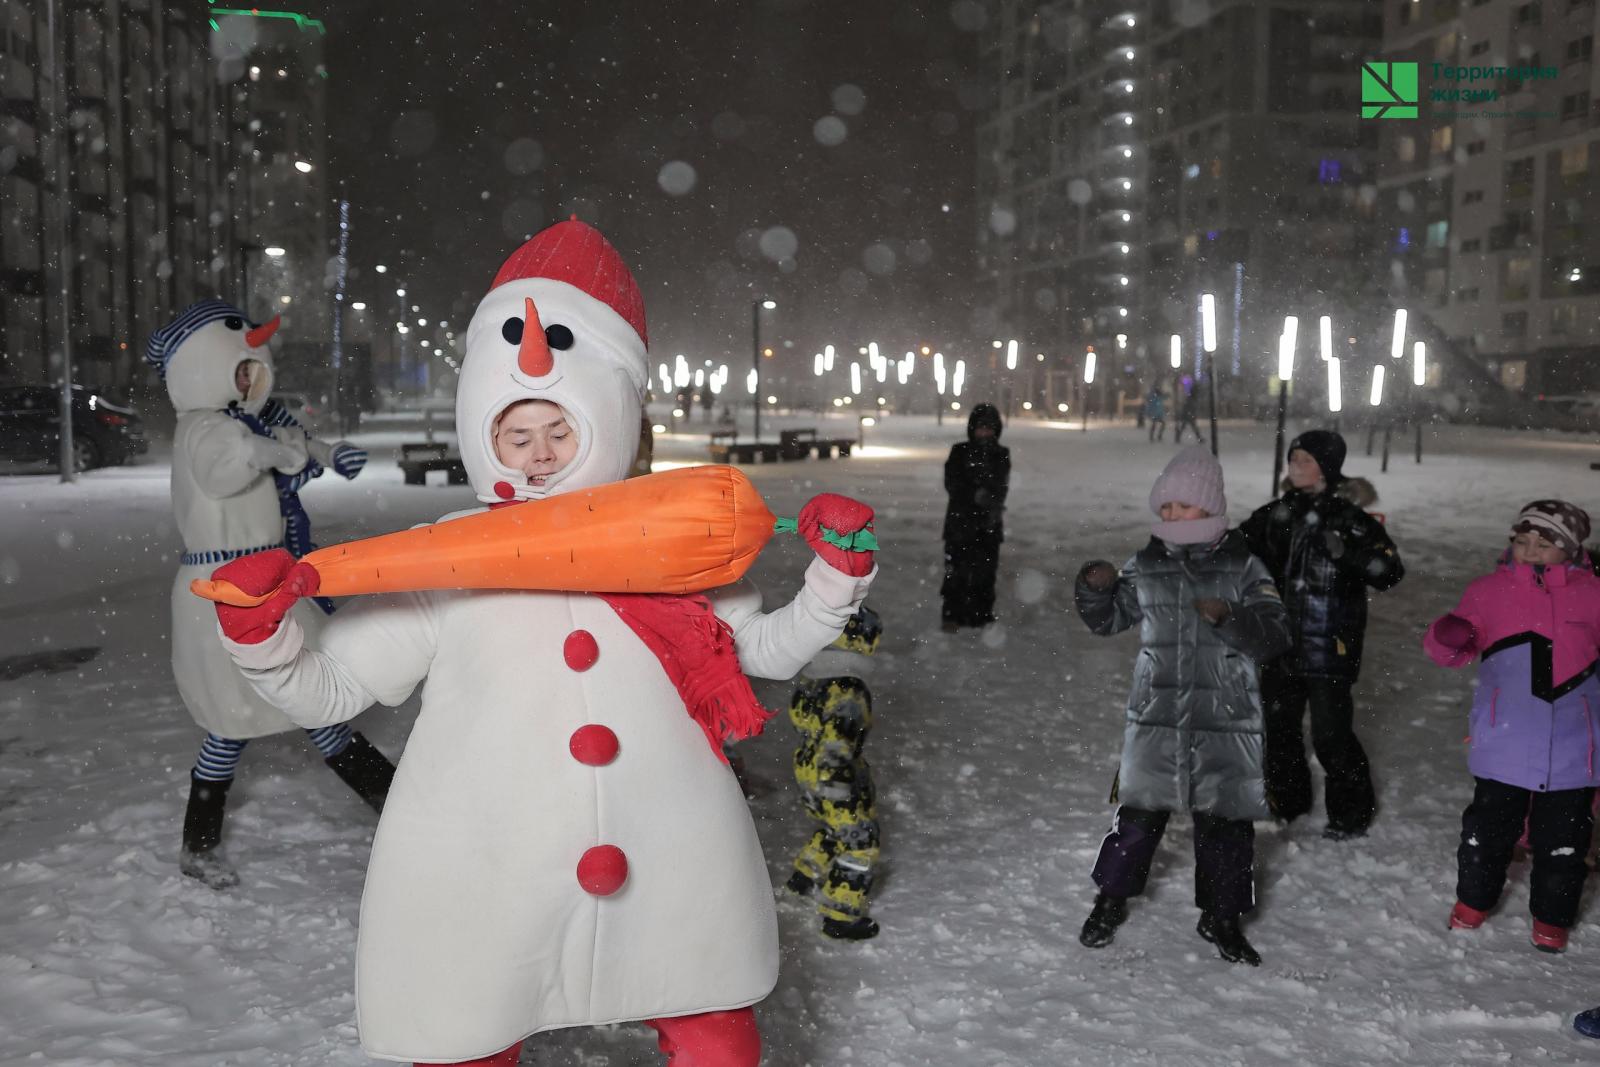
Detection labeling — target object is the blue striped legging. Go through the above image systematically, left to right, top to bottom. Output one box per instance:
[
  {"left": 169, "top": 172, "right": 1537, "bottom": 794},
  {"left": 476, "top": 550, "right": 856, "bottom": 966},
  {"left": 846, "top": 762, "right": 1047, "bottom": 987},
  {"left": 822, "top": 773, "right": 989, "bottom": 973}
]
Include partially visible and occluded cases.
[{"left": 192, "top": 725, "right": 353, "bottom": 782}]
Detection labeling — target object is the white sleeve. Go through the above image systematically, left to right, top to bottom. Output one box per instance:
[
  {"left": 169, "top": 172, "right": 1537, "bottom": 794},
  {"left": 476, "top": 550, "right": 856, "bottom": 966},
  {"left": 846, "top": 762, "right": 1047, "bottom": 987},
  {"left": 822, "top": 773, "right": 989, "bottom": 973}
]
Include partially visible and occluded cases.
[
  {"left": 187, "top": 414, "right": 273, "bottom": 498},
  {"left": 305, "top": 436, "right": 336, "bottom": 469},
  {"left": 707, "top": 557, "right": 875, "bottom": 680},
  {"left": 223, "top": 590, "right": 441, "bottom": 728}
]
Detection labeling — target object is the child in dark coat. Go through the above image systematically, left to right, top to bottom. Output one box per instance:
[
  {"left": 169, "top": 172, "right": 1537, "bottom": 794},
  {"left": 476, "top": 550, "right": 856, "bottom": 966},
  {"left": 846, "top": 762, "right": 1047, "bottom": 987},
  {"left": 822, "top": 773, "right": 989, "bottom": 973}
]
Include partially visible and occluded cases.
[
  {"left": 941, "top": 403, "right": 1010, "bottom": 630},
  {"left": 1241, "top": 430, "right": 1404, "bottom": 839},
  {"left": 1075, "top": 446, "right": 1290, "bottom": 965}
]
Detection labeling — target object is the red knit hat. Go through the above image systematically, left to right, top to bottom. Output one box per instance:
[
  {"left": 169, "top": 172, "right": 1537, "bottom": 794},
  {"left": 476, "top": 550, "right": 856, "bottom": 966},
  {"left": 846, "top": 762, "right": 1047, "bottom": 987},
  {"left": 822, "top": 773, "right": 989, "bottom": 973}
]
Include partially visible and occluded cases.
[{"left": 491, "top": 218, "right": 648, "bottom": 348}]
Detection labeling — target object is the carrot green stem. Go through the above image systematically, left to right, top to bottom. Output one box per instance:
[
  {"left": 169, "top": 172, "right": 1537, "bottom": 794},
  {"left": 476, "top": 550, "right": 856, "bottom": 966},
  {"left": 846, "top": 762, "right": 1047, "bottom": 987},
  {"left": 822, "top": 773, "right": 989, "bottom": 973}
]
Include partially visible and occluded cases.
[{"left": 772, "top": 517, "right": 879, "bottom": 552}]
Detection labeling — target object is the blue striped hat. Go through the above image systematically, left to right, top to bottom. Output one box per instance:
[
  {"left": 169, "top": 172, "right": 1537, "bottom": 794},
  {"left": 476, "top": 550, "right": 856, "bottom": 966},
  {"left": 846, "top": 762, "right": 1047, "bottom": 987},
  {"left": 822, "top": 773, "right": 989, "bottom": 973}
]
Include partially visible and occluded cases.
[{"left": 144, "top": 300, "right": 255, "bottom": 379}]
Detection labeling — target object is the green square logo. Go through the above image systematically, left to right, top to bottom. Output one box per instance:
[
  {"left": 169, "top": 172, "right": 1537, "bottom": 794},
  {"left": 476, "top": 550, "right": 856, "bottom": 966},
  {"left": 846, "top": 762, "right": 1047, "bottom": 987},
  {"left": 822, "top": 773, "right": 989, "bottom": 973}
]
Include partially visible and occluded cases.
[{"left": 1362, "top": 62, "right": 1419, "bottom": 119}]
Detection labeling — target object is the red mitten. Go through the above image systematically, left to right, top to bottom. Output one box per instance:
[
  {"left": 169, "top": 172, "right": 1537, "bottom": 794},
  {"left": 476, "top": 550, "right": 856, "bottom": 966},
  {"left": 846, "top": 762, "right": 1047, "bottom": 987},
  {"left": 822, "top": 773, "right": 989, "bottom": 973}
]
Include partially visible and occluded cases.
[
  {"left": 798, "top": 493, "right": 875, "bottom": 578},
  {"left": 212, "top": 548, "right": 320, "bottom": 645},
  {"left": 1432, "top": 613, "right": 1477, "bottom": 652}
]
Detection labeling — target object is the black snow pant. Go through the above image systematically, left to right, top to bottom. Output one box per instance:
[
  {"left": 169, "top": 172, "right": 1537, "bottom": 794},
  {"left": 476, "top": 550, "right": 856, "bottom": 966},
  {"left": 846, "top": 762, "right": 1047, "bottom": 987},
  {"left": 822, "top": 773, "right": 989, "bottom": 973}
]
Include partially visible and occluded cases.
[
  {"left": 1174, "top": 413, "right": 1203, "bottom": 444},
  {"left": 1148, "top": 417, "right": 1166, "bottom": 442},
  {"left": 941, "top": 534, "right": 1001, "bottom": 626},
  {"left": 1262, "top": 672, "right": 1376, "bottom": 834},
  {"left": 1457, "top": 777, "right": 1596, "bottom": 928},
  {"left": 1091, "top": 806, "right": 1256, "bottom": 919}
]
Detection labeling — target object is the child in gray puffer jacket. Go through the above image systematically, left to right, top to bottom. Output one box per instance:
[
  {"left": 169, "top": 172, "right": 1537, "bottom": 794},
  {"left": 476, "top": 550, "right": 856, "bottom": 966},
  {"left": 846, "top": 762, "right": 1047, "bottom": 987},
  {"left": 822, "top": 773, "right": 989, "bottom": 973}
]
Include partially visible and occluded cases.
[{"left": 1074, "top": 446, "right": 1291, "bottom": 965}]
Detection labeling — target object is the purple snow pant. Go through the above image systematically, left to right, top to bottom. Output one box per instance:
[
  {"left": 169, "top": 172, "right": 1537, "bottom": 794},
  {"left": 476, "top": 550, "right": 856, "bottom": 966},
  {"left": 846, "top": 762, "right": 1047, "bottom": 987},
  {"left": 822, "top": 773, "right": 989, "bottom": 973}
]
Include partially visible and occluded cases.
[{"left": 1091, "top": 806, "right": 1256, "bottom": 919}]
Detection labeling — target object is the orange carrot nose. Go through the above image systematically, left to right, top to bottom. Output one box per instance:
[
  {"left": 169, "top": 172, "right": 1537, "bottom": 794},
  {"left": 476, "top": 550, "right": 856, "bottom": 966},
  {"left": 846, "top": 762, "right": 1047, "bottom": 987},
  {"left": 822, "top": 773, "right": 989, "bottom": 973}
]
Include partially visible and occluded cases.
[
  {"left": 517, "top": 297, "right": 555, "bottom": 378},
  {"left": 246, "top": 315, "right": 281, "bottom": 349}
]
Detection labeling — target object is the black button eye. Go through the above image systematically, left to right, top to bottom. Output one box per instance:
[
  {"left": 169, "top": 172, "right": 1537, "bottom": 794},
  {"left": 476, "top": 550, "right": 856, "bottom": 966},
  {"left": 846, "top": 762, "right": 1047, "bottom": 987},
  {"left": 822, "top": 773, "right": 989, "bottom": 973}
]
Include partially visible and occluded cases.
[
  {"left": 224, "top": 316, "right": 244, "bottom": 330},
  {"left": 501, "top": 317, "right": 524, "bottom": 345},
  {"left": 545, "top": 324, "right": 574, "bottom": 350}
]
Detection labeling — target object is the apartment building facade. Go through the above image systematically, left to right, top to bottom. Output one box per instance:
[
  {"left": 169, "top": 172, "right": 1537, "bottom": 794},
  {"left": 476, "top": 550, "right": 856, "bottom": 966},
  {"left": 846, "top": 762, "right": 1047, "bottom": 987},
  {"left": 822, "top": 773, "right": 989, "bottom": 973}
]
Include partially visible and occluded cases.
[{"left": 1379, "top": 0, "right": 1600, "bottom": 396}]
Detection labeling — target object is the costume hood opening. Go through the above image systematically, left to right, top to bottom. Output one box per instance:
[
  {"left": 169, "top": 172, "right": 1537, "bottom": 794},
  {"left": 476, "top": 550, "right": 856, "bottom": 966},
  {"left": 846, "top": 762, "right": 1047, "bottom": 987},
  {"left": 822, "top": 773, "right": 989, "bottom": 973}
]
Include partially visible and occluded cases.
[
  {"left": 458, "top": 222, "right": 649, "bottom": 505},
  {"left": 146, "top": 301, "right": 278, "bottom": 416}
]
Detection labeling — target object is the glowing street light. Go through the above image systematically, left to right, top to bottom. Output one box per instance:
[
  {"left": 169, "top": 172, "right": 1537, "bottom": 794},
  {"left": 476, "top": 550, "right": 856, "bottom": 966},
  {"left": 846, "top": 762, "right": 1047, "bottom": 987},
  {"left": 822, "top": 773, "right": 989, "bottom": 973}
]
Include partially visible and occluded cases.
[
  {"left": 293, "top": 159, "right": 314, "bottom": 174},
  {"left": 1200, "top": 294, "right": 1217, "bottom": 352},
  {"left": 1391, "top": 308, "right": 1408, "bottom": 360},
  {"left": 1319, "top": 315, "right": 1332, "bottom": 362},
  {"left": 1170, "top": 334, "right": 1182, "bottom": 369},
  {"left": 1006, "top": 338, "right": 1018, "bottom": 370},
  {"left": 1413, "top": 340, "right": 1427, "bottom": 386},
  {"left": 824, "top": 344, "right": 836, "bottom": 372},
  {"left": 1083, "top": 349, "right": 1097, "bottom": 384},
  {"left": 813, "top": 353, "right": 824, "bottom": 376},
  {"left": 1327, "top": 356, "right": 1343, "bottom": 413},
  {"left": 952, "top": 359, "right": 966, "bottom": 396},
  {"left": 850, "top": 362, "right": 862, "bottom": 395},
  {"left": 1370, "top": 363, "right": 1387, "bottom": 406}
]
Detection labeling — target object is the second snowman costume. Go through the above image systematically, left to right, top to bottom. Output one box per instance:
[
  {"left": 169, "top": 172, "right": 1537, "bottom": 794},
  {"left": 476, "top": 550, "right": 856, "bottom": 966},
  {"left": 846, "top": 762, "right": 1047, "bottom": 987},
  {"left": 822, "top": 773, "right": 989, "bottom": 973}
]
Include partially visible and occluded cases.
[{"left": 215, "top": 221, "right": 875, "bottom": 1063}]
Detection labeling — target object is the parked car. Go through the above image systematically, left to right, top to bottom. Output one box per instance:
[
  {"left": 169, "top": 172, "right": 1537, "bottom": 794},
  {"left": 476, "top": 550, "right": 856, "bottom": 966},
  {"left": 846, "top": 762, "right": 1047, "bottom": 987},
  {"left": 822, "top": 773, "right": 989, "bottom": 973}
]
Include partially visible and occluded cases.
[{"left": 0, "top": 384, "right": 149, "bottom": 471}]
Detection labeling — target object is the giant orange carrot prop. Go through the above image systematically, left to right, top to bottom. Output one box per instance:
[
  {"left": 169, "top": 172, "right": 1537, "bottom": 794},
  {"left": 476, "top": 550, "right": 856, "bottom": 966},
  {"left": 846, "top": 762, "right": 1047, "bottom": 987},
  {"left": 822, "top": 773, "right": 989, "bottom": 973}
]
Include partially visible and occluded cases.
[{"left": 191, "top": 465, "right": 779, "bottom": 607}]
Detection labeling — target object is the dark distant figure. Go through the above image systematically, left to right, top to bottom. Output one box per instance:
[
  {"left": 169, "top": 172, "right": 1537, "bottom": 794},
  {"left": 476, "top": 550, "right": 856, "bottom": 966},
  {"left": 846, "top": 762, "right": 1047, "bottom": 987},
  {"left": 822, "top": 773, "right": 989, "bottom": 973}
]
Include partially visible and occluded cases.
[
  {"left": 1174, "top": 386, "right": 1203, "bottom": 445},
  {"left": 1145, "top": 388, "right": 1168, "bottom": 442},
  {"left": 941, "top": 403, "right": 1010, "bottom": 630}
]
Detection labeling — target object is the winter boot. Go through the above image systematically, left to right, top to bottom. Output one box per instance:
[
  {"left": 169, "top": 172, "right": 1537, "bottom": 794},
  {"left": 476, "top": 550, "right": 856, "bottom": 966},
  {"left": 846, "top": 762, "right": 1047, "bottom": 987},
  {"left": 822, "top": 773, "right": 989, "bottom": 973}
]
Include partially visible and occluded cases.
[
  {"left": 325, "top": 732, "right": 396, "bottom": 813},
  {"left": 180, "top": 777, "right": 239, "bottom": 890},
  {"left": 785, "top": 870, "right": 817, "bottom": 896},
  {"left": 1079, "top": 893, "right": 1129, "bottom": 949},
  {"left": 1449, "top": 900, "right": 1489, "bottom": 930},
  {"left": 1197, "top": 912, "right": 1261, "bottom": 966},
  {"left": 821, "top": 915, "right": 879, "bottom": 940},
  {"left": 1532, "top": 920, "right": 1569, "bottom": 954},
  {"left": 1575, "top": 1007, "right": 1600, "bottom": 1038}
]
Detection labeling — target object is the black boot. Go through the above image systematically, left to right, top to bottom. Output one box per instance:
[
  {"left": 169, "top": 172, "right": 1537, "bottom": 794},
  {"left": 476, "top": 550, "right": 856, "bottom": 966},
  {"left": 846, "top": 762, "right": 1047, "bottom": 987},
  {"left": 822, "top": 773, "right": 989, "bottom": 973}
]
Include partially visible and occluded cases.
[
  {"left": 325, "top": 732, "right": 396, "bottom": 813},
  {"left": 180, "top": 777, "right": 239, "bottom": 890},
  {"left": 785, "top": 870, "right": 817, "bottom": 896},
  {"left": 1079, "top": 893, "right": 1129, "bottom": 948},
  {"left": 1197, "top": 912, "right": 1261, "bottom": 966},
  {"left": 821, "top": 915, "right": 879, "bottom": 940}
]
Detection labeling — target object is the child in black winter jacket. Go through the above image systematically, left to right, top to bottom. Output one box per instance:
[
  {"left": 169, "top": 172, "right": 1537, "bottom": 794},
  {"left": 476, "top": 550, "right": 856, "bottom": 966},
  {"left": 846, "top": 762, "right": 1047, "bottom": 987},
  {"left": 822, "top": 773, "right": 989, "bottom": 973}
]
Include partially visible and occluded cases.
[
  {"left": 940, "top": 403, "right": 1010, "bottom": 630},
  {"left": 1240, "top": 430, "right": 1404, "bottom": 839}
]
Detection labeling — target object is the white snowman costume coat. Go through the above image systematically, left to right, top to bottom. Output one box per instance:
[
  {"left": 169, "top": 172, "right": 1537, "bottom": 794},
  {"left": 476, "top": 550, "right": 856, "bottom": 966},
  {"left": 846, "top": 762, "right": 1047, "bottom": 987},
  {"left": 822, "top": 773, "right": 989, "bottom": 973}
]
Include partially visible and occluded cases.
[
  {"left": 223, "top": 224, "right": 874, "bottom": 1062},
  {"left": 155, "top": 307, "right": 321, "bottom": 739}
]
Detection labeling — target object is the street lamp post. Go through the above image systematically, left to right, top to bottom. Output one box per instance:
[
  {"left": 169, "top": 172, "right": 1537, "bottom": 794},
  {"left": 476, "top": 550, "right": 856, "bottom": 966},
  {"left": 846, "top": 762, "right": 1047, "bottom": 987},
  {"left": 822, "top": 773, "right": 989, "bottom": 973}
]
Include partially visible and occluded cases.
[
  {"left": 45, "top": 0, "right": 76, "bottom": 481},
  {"left": 1200, "top": 293, "right": 1218, "bottom": 455},
  {"left": 752, "top": 299, "right": 775, "bottom": 441},
  {"left": 1271, "top": 317, "right": 1296, "bottom": 496}
]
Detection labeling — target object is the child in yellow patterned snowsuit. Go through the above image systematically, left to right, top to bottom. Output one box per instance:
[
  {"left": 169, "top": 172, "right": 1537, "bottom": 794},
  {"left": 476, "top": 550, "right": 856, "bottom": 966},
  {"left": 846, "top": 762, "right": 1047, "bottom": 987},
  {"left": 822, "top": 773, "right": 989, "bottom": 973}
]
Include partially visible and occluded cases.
[{"left": 784, "top": 605, "right": 882, "bottom": 940}]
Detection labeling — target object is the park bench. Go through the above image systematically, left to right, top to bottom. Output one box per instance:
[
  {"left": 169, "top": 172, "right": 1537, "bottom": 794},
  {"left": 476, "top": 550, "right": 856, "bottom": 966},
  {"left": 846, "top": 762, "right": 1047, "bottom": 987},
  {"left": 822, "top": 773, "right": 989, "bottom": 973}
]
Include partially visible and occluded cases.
[
  {"left": 779, "top": 427, "right": 855, "bottom": 460},
  {"left": 707, "top": 428, "right": 780, "bottom": 464},
  {"left": 398, "top": 441, "right": 468, "bottom": 486}
]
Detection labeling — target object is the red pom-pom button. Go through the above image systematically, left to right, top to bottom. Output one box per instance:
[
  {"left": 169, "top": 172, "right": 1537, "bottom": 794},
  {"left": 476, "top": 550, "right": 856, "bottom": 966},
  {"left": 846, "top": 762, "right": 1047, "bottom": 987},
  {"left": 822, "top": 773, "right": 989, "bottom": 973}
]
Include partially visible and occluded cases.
[
  {"left": 493, "top": 480, "right": 516, "bottom": 500},
  {"left": 563, "top": 629, "right": 599, "bottom": 671},
  {"left": 569, "top": 724, "right": 619, "bottom": 766},
  {"left": 576, "top": 845, "right": 628, "bottom": 896}
]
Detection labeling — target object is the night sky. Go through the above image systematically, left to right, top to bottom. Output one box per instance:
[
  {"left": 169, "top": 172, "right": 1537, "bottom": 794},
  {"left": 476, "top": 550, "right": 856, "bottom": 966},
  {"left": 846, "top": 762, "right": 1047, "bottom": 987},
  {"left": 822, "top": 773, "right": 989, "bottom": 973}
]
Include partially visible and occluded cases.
[{"left": 322, "top": 0, "right": 989, "bottom": 375}]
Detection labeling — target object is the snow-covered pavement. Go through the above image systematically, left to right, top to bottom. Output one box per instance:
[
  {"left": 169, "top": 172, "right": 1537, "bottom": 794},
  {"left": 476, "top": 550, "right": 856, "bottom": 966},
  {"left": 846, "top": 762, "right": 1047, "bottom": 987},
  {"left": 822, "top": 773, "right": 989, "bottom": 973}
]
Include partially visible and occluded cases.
[{"left": 2, "top": 411, "right": 1598, "bottom": 1065}]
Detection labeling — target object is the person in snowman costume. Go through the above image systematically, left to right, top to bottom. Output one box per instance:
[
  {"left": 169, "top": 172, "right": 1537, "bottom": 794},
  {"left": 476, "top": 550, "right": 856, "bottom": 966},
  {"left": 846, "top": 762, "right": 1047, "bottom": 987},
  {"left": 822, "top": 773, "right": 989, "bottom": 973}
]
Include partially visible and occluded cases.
[
  {"left": 209, "top": 220, "right": 878, "bottom": 1067},
  {"left": 146, "top": 300, "right": 396, "bottom": 890}
]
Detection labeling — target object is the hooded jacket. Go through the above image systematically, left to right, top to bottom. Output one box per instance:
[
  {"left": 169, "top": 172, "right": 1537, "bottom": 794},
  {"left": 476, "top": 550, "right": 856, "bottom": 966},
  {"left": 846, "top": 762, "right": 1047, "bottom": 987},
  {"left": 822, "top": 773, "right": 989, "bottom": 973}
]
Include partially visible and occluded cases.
[
  {"left": 942, "top": 403, "right": 1010, "bottom": 544},
  {"left": 1240, "top": 478, "right": 1403, "bottom": 681},
  {"left": 1075, "top": 531, "right": 1291, "bottom": 821},
  {"left": 1424, "top": 556, "right": 1600, "bottom": 792}
]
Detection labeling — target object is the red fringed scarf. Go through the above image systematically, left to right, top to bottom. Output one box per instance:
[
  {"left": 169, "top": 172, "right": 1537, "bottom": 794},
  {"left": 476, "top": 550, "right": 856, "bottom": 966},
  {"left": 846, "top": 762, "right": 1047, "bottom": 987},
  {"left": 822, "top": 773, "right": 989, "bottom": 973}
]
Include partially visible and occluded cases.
[{"left": 599, "top": 592, "right": 774, "bottom": 762}]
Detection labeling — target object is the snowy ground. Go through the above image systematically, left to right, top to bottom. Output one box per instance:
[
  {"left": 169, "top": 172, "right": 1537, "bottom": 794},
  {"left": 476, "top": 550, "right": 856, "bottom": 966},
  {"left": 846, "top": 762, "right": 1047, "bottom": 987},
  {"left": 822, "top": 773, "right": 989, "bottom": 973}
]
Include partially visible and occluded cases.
[{"left": 3, "top": 409, "right": 1599, "bottom": 1066}]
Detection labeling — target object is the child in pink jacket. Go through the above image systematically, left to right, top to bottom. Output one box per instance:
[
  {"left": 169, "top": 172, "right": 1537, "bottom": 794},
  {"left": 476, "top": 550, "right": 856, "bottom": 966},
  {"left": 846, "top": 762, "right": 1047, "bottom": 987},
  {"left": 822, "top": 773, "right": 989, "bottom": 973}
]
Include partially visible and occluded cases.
[{"left": 1424, "top": 500, "right": 1600, "bottom": 954}]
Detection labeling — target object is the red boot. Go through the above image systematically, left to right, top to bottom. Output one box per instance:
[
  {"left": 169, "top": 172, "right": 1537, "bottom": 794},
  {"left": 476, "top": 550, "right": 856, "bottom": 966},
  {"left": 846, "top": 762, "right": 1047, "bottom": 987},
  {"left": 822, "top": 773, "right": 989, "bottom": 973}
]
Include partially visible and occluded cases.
[
  {"left": 1449, "top": 901, "right": 1489, "bottom": 930},
  {"left": 1532, "top": 920, "right": 1569, "bottom": 953},
  {"left": 646, "top": 1008, "right": 760, "bottom": 1067},
  {"left": 421, "top": 1042, "right": 523, "bottom": 1067}
]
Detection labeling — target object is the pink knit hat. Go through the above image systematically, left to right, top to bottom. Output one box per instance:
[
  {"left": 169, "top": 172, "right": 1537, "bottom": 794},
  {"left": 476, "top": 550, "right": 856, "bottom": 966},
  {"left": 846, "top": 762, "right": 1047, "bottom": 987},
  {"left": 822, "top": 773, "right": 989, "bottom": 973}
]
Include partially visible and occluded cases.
[{"left": 1150, "top": 445, "right": 1229, "bottom": 544}]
